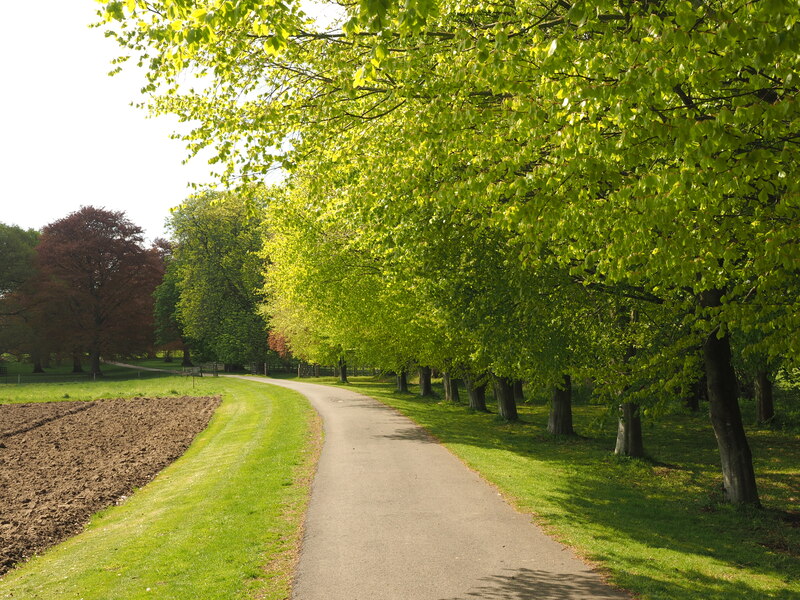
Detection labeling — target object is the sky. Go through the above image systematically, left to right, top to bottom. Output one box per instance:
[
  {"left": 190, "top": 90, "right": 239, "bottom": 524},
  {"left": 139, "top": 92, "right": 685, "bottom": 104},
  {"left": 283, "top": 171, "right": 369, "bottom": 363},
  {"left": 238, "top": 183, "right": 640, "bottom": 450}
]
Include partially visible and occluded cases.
[{"left": 0, "top": 2, "right": 292, "bottom": 243}]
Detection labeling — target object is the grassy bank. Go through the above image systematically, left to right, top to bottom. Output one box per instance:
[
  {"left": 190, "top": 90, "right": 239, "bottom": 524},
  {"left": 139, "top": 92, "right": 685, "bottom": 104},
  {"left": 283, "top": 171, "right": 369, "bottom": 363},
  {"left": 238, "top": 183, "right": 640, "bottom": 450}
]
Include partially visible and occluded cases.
[
  {"left": 0, "top": 375, "right": 318, "bottom": 600},
  {"left": 314, "top": 375, "right": 799, "bottom": 600}
]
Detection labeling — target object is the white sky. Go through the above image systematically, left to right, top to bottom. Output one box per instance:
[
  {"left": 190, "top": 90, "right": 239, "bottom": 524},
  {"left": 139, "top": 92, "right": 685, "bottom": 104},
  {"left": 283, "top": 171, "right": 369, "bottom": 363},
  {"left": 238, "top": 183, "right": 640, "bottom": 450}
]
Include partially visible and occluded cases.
[
  {"left": 0, "top": 1, "right": 225, "bottom": 242},
  {"left": 0, "top": 2, "right": 341, "bottom": 243}
]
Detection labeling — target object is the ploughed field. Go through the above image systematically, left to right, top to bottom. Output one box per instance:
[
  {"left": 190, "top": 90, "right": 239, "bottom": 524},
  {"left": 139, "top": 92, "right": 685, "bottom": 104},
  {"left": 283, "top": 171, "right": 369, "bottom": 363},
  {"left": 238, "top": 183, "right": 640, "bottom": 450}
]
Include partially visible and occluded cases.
[{"left": 0, "top": 396, "right": 220, "bottom": 575}]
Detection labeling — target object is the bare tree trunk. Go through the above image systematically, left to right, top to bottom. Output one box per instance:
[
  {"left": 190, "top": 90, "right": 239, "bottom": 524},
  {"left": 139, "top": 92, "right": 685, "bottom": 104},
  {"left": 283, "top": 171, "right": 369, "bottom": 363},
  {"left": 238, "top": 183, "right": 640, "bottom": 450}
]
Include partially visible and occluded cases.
[
  {"left": 702, "top": 291, "right": 760, "bottom": 505},
  {"left": 181, "top": 346, "right": 193, "bottom": 367},
  {"left": 89, "top": 350, "right": 102, "bottom": 377},
  {"left": 338, "top": 357, "right": 348, "bottom": 383},
  {"left": 418, "top": 366, "right": 432, "bottom": 397},
  {"left": 396, "top": 367, "right": 409, "bottom": 393},
  {"left": 755, "top": 370, "right": 775, "bottom": 425},
  {"left": 443, "top": 372, "right": 460, "bottom": 402},
  {"left": 685, "top": 372, "right": 706, "bottom": 412},
  {"left": 464, "top": 373, "right": 488, "bottom": 412},
  {"left": 548, "top": 374, "right": 574, "bottom": 435},
  {"left": 493, "top": 375, "right": 518, "bottom": 421},
  {"left": 513, "top": 380, "right": 525, "bottom": 404},
  {"left": 614, "top": 402, "right": 644, "bottom": 457}
]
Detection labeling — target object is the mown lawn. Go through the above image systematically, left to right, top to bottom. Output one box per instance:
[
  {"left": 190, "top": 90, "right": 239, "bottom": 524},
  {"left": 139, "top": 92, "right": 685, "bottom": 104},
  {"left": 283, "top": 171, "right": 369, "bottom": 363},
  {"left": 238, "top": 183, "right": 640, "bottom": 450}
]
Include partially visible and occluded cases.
[
  {"left": 0, "top": 375, "right": 318, "bottom": 600},
  {"left": 310, "top": 375, "right": 799, "bottom": 600}
]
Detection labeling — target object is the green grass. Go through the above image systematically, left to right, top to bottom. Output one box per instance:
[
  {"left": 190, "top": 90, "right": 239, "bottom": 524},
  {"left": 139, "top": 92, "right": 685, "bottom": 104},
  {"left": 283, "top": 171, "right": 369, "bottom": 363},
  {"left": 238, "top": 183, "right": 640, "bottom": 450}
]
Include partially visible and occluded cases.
[
  {"left": 0, "top": 357, "right": 182, "bottom": 385},
  {"left": 0, "top": 370, "right": 210, "bottom": 404},
  {"left": 0, "top": 375, "right": 319, "bottom": 600},
  {"left": 312, "top": 375, "right": 799, "bottom": 600}
]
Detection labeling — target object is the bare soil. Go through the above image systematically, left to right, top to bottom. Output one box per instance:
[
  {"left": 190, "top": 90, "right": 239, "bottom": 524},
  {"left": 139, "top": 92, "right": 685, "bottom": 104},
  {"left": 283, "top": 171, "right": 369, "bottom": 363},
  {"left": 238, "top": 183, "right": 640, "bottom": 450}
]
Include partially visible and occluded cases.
[{"left": 0, "top": 396, "right": 220, "bottom": 576}]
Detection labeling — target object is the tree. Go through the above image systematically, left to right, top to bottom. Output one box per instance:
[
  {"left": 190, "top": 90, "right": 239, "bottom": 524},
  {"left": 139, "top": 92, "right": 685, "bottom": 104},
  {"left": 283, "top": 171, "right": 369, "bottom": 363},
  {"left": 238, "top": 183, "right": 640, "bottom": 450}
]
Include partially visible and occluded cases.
[
  {"left": 98, "top": 0, "right": 800, "bottom": 505},
  {"left": 168, "top": 190, "right": 268, "bottom": 368},
  {"left": 35, "top": 207, "right": 162, "bottom": 375},
  {"left": 0, "top": 223, "right": 38, "bottom": 301},
  {"left": 0, "top": 223, "right": 40, "bottom": 359},
  {"left": 153, "top": 250, "right": 194, "bottom": 367}
]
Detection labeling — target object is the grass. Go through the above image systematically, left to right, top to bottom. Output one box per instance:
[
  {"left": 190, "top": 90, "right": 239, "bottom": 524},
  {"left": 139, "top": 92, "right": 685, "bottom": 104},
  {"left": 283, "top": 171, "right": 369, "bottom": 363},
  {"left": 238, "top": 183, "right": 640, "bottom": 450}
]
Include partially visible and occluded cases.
[
  {"left": 0, "top": 357, "right": 183, "bottom": 385},
  {"left": 0, "top": 374, "right": 319, "bottom": 600},
  {"left": 304, "top": 374, "right": 799, "bottom": 600}
]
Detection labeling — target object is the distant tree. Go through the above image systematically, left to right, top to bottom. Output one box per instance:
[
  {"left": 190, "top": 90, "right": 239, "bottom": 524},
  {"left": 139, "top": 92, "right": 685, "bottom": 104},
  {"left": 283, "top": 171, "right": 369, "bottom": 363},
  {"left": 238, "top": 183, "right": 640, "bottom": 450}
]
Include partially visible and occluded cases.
[
  {"left": 168, "top": 190, "right": 268, "bottom": 369},
  {"left": 35, "top": 207, "right": 162, "bottom": 375},
  {"left": 0, "top": 223, "right": 38, "bottom": 301},
  {"left": 0, "top": 223, "right": 40, "bottom": 358},
  {"left": 152, "top": 240, "right": 193, "bottom": 366}
]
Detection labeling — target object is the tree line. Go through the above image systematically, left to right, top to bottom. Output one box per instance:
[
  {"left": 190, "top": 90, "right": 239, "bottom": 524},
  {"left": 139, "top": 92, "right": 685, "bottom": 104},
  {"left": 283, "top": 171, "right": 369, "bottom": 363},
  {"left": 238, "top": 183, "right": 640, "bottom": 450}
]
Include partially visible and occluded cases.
[
  {"left": 64, "top": 0, "right": 800, "bottom": 508},
  {"left": 0, "top": 196, "right": 278, "bottom": 375}
]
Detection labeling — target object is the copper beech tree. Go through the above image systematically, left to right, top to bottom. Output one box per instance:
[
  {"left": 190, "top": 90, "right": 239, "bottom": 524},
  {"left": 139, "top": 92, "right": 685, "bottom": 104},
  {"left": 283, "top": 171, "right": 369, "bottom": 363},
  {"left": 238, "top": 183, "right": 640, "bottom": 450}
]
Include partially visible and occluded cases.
[{"left": 34, "top": 207, "right": 163, "bottom": 375}]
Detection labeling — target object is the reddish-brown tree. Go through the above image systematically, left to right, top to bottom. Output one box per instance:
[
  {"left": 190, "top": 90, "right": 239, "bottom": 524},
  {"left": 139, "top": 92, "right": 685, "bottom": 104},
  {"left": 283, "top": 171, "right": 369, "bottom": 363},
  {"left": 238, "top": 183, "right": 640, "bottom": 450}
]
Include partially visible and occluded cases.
[{"left": 35, "top": 207, "right": 162, "bottom": 375}]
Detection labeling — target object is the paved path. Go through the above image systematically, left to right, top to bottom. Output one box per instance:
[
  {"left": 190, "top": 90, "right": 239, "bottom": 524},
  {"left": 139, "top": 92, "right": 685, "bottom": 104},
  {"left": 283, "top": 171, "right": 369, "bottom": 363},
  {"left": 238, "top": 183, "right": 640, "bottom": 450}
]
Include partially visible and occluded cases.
[{"left": 241, "top": 377, "right": 630, "bottom": 600}]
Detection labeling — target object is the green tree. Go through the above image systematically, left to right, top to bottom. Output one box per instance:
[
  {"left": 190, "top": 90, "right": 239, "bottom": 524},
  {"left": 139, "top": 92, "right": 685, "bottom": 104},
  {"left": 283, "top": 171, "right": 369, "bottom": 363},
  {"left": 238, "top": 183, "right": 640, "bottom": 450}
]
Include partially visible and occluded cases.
[
  {"left": 98, "top": 0, "right": 800, "bottom": 505},
  {"left": 168, "top": 190, "right": 268, "bottom": 368}
]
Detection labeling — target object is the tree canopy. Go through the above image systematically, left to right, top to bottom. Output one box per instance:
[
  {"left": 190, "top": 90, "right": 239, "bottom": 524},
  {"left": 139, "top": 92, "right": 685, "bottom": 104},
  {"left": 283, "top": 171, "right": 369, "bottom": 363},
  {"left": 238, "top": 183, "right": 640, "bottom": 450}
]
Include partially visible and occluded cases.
[{"left": 97, "top": 0, "right": 800, "bottom": 505}]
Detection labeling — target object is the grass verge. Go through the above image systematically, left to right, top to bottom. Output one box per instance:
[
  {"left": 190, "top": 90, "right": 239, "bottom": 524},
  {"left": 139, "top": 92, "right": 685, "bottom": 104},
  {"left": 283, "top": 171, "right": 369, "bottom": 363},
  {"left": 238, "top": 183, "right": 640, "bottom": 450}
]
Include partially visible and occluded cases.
[
  {"left": 0, "top": 375, "right": 318, "bottom": 600},
  {"left": 306, "top": 375, "right": 799, "bottom": 600}
]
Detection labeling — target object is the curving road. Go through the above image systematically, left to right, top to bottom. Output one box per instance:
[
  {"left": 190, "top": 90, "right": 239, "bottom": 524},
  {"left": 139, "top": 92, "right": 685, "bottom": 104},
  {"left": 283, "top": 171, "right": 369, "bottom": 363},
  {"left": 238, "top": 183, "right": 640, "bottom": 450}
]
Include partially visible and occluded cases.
[{"left": 236, "top": 377, "right": 631, "bottom": 600}]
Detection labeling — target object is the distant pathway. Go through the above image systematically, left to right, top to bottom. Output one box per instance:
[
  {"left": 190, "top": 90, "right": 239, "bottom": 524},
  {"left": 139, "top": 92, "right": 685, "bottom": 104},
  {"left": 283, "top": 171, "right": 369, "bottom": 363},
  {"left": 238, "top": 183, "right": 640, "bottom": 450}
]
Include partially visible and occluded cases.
[{"left": 230, "top": 376, "right": 630, "bottom": 600}]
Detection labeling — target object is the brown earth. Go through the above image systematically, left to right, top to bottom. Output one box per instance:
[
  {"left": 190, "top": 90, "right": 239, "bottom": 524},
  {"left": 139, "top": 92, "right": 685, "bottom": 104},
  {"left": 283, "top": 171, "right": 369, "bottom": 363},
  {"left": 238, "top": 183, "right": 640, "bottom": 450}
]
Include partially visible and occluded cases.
[{"left": 0, "top": 396, "right": 221, "bottom": 576}]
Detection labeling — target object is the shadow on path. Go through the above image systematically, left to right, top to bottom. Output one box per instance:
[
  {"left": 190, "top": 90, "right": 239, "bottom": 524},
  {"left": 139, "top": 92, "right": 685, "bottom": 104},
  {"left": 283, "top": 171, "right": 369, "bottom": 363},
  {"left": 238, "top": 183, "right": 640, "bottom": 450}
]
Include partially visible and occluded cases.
[{"left": 442, "top": 568, "right": 627, "bottom": 600}]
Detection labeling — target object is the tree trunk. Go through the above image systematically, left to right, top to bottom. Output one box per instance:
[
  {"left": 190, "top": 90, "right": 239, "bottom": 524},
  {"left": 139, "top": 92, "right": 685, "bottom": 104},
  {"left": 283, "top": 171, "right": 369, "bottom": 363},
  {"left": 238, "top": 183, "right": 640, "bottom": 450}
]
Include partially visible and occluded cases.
[
  {"left": 701, "top": 293, "right": 760, "bottom": 505},
  {"left": 181, "top": 346, "right": 193, "bottom": 367},
  {"left": 89, "top": 350, "right": 102, "bottom": 377},
  {"left": 164, "top": 350, "right": 173, "bottom": 363},
  {"left": 72, "top": 353, "right": 84, "bottom": 373},
  {"left": 32, "top": 354, "right": 44, "bottom": 374},
  {"left": 338, "top": 357, "right": 348, "bottom": 383},
  {"left": 418, "top": 366, "right": 432, "bottom": 397},
  {"left": 396, "top": 368, "right": 409, "bottom": 393},
  {"left": 755, "top": 370, "right": 774, "bottom": 424},
  {"left": 443, "top": 372, "right": 460, "bottom": 402},
  {"left": 464, "top": 373, "right": 488, "bottom": 412},
  {"left": 685, "top": 373, "right": 706, "bottom": 412},
  {"left": 548, "top": 374, "right": 575, "bottom": 435},
  {"left": 493, "top": 375, "right": 518, "bottom": 421},
  {"left": 513, "top": 380, "right": 525, "bottom": 403},
  {"left": 614, "top": 402, "right": 644, "bottom": 457}
]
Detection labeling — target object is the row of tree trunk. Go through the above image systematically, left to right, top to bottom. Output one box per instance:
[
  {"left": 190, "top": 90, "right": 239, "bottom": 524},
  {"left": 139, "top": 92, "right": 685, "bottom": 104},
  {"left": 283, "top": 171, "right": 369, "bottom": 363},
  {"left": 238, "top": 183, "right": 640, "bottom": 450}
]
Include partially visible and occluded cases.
[{"left": 386, "top": 341, "right": 763, "bottom": 507}]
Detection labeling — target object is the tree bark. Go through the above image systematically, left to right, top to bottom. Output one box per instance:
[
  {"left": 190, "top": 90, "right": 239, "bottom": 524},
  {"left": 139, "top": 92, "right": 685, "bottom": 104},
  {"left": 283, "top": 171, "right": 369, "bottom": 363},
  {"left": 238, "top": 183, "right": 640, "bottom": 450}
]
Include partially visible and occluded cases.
[
  {"left": 702, "top": 292, "right": 760, "bottom": 505},
  {"left": 181, "top": 346, "right": 193, "bottom": 367},
  {"left": 89, "top": 350, "right": 102, "bottom": 377},
  {"left": 72, "top": 352, "right": 84, "bottom": 373},
  {"left": 32, "top": 354, "right": 44, "bottom": 374},
  {"left": 338, "top": 357, "right": 348, "bottom": 383},
  {"left": 418, "top": 366, "right": 432, "bottom": 397},
  {"left": 396, "top": 367, "right": 409, "bottom": 393},
  {"left": 755, "top": 370, "right": 775, "bottom": 425},
  {"left": 443, "top": 372, "right": 460, "bottom": 402},
  {"left": 685, "top": 372, "right": 706, "bottom": 412},
  {"left": 464, "top": 373, "right": 488, "bottom": 412},
  {"left": 548, "top": 374, "right": 575, "bottom": 435},
  {"left": 493, "top": 375, "right": 518, "bottom": 421},
  {"left": 513, "top": 380, "right": 525, "bottom": 403},
  {"left": 614, "top": 402, "right": 644, "bottom": 457}
]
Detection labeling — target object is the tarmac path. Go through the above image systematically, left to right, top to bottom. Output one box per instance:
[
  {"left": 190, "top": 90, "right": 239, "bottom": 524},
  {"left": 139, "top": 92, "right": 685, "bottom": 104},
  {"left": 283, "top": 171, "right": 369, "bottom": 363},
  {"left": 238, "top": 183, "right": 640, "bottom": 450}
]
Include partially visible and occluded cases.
[{"left": 238, "top": 376, "right": 631, "bottom": 600}]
